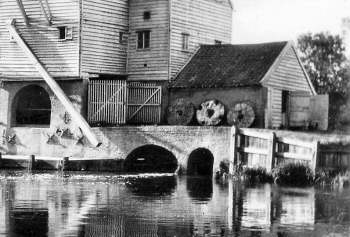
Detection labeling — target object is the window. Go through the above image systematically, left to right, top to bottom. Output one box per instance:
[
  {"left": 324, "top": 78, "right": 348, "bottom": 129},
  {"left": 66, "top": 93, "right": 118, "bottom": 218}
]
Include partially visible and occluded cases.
[
  {"left": 143, "top": 11, "right": 151, "bottom": 20},
  {"left": 58, "top": 26, "right": 73, "bottom": 40},
  {"left": 137, "top": 30, "right": 150, "bottom": 49},
  {"left": 119, "top": 32, "right": 127, "bottom": 45},
  {"left": 182, "top": 33, "right": 189, "bottom": 51},
  {"left": 215, "top": 40, "right": 222, "bottom": 45},
  {"left": 13, "top": 85, "right": 51, "bottom": 126}
]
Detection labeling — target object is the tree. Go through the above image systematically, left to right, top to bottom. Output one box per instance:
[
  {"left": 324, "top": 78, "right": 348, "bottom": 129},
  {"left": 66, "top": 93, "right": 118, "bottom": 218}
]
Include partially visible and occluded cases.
[{"left": 297, "top": 32, "right": 349, "bottom": 95}]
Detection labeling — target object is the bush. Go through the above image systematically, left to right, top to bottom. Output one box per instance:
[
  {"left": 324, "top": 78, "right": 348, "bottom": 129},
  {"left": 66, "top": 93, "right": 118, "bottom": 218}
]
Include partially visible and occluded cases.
[
  {"left": 272, "top": 163, "right": 314, "bottom": 186},
  {"left": 242, "top": 167, "right": 272, "bottom": 184}
]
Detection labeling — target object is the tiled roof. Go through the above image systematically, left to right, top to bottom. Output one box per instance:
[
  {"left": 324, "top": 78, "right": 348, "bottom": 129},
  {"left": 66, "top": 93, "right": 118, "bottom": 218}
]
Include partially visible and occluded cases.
[{"left": 170, "top": 41, "right": 288, "bottom": 88}]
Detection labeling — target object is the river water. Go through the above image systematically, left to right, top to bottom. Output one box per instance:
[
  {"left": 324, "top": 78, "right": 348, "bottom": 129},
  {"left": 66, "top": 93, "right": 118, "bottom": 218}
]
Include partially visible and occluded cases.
[{"left": 0, "top": 171, "right": 349, "bottom": 237}]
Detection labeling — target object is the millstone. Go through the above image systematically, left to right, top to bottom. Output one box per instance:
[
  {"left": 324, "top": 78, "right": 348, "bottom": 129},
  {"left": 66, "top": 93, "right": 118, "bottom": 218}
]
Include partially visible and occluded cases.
[
  {"left": 167, "top": 98, "right": 195, "bottom": 125},
  {"left": 196, "top": 99, "right": 225, "bottom": 126},
  {"left": 227, "top": 102, "right": 255, "bottom": 128}
]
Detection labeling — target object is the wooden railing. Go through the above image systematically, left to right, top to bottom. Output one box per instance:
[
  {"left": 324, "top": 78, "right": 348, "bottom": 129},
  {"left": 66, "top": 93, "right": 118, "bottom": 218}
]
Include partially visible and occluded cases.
[{"left": 229, "top": 126, "right": 320, "bottom": 174}]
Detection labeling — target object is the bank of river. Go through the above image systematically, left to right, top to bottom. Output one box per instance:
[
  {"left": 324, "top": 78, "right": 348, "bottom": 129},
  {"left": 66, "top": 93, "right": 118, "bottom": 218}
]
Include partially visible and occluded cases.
[{"left": 0, "top": 171, "right": 349, "bottom": 237}]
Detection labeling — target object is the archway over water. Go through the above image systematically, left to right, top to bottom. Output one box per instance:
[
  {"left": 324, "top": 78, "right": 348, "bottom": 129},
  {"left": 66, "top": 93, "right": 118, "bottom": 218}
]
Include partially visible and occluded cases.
[
  {"left": 124, "top": 145, "right": 178, "bottom": 173},
  {"left": 187, "top": 148, "right": 214, "bottom": 176}
]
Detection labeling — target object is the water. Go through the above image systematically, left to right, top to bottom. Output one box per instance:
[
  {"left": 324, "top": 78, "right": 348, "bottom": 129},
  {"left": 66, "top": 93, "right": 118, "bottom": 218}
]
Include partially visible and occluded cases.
[{"left": 0, "top": 171, "right": 350, "bottom": 237}]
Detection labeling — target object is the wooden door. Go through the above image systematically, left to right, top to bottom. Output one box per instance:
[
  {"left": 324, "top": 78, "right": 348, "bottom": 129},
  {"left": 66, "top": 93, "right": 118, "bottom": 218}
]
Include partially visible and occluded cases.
[
  {"left": 87, "top": 79, "right": 127, "bottom": 126},
  {"left": 127, "top": 82, "right": 162, "bottom": 124}
]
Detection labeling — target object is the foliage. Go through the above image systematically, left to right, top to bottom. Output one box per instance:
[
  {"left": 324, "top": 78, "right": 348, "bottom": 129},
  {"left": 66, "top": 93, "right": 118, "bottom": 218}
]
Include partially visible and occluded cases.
[
  {"left": 297, "top": 32, "right": 349, "bottom": 95},
  {"left": 272, "top": 163, "right": 314, "bottom": 186},
  {"left": 242, "top": 167, "right": 272, "bottom": 184},
  {"left": 315, "top": 169, "right": 350, "bottom": 187}
]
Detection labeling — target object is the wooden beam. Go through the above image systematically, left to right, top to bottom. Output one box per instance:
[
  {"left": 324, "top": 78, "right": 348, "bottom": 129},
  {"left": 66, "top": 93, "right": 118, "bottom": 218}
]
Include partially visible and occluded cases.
[
  {"left": 15, "top": 0, "right": 29, "bottom": 25},
  {"left": 38, "top": 0, "right": 52, "bottom": 25},
  {"left": 7, "top": 19, "right": 101, "bottom": 147},
  {"left": 229, "top": 125, "right": 238, "bottom": 174}
]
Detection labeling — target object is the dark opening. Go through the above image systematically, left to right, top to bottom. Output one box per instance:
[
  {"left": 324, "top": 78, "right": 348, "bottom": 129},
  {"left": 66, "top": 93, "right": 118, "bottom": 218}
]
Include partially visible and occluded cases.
[
  {"left": 143, "top": 11, "right": 151, "bottom": 20},
  {"left": 58, "top": 26, "right": 66, "bottom": 39},
  {"left": 14, "top": 85, "right": 51, "bottom": 126},
  {"left": 282, "top": 90, "right": 289, "bottom": 113},
  {"left": 124, "top": 145, "right": 178, "bottom": 173},
  {"left": 187, "top": 148, "right": 214, "bottom": 176}
]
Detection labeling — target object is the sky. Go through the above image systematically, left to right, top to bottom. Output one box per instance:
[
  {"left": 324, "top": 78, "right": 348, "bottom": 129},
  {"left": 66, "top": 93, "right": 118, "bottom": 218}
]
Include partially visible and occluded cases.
[{"left": 232, "top": 0, "right": 350, "bottom": 55}]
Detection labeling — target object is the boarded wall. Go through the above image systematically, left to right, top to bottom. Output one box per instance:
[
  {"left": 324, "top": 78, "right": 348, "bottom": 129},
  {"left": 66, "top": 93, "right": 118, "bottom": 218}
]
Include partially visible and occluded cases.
[
  {"left": 0, "top": 0, "right": 80, "bottom": 79},
  {"left": 81, "top": 0, "right": 129, "bottom": 76},
  {"left": 169, "top": 0, "right": 232, "bottom": 78}
]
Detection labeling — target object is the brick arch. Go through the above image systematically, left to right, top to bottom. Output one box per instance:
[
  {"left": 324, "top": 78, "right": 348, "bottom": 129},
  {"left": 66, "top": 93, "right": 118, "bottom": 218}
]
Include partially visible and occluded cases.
[
  {"left": 11, "top": 84, "right": 52, "bottom": 126},
  {"left": 124, "top": 144, "right": 178, "bottom": 173},
  {"left": 187, "top": 148, "right": 214, "bottom": 176}
]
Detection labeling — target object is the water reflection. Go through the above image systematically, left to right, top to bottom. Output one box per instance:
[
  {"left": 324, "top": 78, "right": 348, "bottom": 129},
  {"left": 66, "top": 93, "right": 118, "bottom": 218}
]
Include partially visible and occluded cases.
[
  {"left": 0, "top": 172, "right": 350, "bottom": 236},
  {"left": 125, "top": 176, "right": 177, "bottom": 197},
  {"left": 186, "top": 176, "right": 213, "bottom": 202}
]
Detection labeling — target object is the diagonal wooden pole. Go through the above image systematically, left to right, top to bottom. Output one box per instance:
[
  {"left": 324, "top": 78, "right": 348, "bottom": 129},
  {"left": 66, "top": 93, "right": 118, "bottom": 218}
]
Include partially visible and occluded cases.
[{"left": 7, "top": 19, "right": 101, "bottom": 147}]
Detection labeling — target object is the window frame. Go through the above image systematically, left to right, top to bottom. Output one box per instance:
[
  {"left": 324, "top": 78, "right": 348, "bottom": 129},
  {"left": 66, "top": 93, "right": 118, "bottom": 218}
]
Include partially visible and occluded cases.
[
  {"left": 57, "top": 26, "right": 73, "bottom": 41},
  {"left": 137, "top": 30, "right": 151, "bottom": 50},
  {"left": 182, "top": 33, "right": 190, "bottom": 52}
]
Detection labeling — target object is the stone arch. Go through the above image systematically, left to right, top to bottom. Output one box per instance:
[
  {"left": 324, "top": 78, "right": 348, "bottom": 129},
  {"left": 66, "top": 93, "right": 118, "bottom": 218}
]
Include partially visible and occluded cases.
[
  {"left": 12, "top": 85, "right": 51, "bottom": 126},
  {"left": 124, "top": 145, "right": 178, "bottom": 173},
  {"left": 187, "top": 148, "right": 214, "bottom": 176}
]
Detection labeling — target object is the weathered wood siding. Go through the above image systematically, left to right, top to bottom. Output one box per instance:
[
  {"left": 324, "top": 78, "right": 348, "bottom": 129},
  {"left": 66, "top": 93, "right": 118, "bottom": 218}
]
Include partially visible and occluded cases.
[
  {"left": 0, "top": 0, "right": 80, "bottom": 80},
  {"left": 81, "top": 0, "right": 128, "bottom": 76},
  {"left": 127, "top": 0, "right": 170, "bottom": 81},
  {"left": 169, "top": 0, "right": 232, "bottom": 78},
  {"left": 264, "top": 45, "right": 315, "bottom": 128},
  {"left": 264, "top": 46, "right": 313, "bottom": 93},
  {"left": 268, "top": 87, "right": 282, "bottom": 128},
  {"left": 289, "top": 91, "right": 310, "bottom": 127}
]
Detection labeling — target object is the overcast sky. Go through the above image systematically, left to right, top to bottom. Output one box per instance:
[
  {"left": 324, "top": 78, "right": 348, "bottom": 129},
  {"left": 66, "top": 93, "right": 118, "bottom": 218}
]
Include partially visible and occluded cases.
[{"left": 232, "top": 0, "right": 350, "bottom": 54}]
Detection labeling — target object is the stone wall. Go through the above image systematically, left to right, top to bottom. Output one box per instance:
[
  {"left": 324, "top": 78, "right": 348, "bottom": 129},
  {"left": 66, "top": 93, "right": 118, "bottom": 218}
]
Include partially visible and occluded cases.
[
  {"left": 168, "top": 86, "right": 267, "bottom": 127},
  {"left": 1, "top": 126, "right": 232, "bottom": 173}
]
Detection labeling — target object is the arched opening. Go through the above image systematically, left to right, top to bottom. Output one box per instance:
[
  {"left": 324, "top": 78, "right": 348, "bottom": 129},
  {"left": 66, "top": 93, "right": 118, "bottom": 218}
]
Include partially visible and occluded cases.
[
  {"left": 12, "top": 85, "right": 51, "bottom": 126},
  {"left": 124, "top": 145, "right": 178, "bottom": 173},
  {"left": 187, "top": 148, "right": 214, "bottom": 176}
]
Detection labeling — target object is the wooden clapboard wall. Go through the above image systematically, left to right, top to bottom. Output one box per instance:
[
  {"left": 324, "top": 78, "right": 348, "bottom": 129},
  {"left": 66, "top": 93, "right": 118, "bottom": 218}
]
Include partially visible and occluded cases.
[
  {"left": 0, "top": 0, "right": 80, "bottom": 80},
  {"left": 80, "top": 0, "right": 129, "bottom": 76},
  {"left": 127, "top": 0, "right": 170, "bottom": 81},
  {"left": 169, "top": 0, "right": 233, "bottom": 79},
  {"left": 264, "top": 44, "right": 315, "bottom": 129},
  {"left": 263, "top": 45, "right": 314, "bottom": 93}
]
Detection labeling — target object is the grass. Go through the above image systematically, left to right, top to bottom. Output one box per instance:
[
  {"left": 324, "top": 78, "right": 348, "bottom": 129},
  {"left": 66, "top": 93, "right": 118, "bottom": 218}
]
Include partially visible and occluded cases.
[
  {"left": 272, "top": 163, "right": 314, "bottom": 186},
  {"left": 315, "top": 169, "right": 350, "bottom": 187}
]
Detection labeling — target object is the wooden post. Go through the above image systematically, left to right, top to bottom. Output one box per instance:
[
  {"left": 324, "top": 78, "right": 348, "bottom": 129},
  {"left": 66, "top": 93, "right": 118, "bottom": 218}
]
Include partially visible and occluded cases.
[
  {"left": 15, "top": 0, "right": 29, "bottom": 25},
  {"left": 6, "top": 19, "right": 101, "bottom": 148},
  {"left": 229, "top": 126, "right": 239, "bottom": 175},
  {"left": 266, "top": 132, "right": 276, "bottom": 173},
  {"left": 311, "top": 141, "right": 320, "bottom": 174},
  {"left": 28, "top": 155, "right": 35, "bottom": 171},
  {"left": 62, "top": 157, "right": 70, "bottom": 171}
]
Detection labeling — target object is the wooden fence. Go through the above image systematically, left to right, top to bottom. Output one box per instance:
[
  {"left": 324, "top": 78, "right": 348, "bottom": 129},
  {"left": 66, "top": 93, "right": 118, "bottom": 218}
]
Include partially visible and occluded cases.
[
  {"left": 87, "top": 80, "right": 127, "bottom": 126},
  {"left": 229, "top": 127, "right": 319, "bottom": 173}
]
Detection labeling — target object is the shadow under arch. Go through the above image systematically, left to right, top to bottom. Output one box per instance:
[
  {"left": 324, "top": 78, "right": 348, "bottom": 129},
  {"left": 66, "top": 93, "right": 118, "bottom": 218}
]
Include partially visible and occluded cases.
[
  {"left": 12, "top": 84, "right": 51, "bottom": 126},
  {"left": 124, "top": 145, "right": 178, "bottom": 173},
  {"left": 187, "top": 148, "right": 214, "bottom": 176}
]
